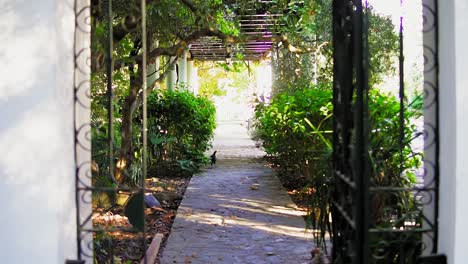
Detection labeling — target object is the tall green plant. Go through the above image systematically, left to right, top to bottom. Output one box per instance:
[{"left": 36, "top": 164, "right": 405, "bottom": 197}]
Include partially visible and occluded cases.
[
  {"left": 253, "top": 84, "right": 422, "bottom": 251},
  {"left": 253, "top": 84, "right": 333, "bottom": 248},
  {"left": 254, "top": 84, "right": 333, "bottom": 172},
  {"left": 146, "top": 89, "right": 216, "bottom": 177}
]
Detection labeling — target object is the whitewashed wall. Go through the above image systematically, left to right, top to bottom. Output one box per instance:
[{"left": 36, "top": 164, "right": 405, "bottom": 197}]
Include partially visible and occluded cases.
[
  {"left": 0, "top": 0, "right": 79, "bottom": 263},
  {"left": 439, "top": 1, "right": 468, "bottom": 263}
]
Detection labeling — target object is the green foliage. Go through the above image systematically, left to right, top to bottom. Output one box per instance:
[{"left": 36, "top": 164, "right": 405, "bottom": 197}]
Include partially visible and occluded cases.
[
  {"left": 89, "top": 0, "right": 248, "bottom": 202},
  {"left": 271, "top": 0, "right": 399, "bottom": 93},
  {"left": 367, "top": 7, "right": 400, "bottom": 85},
  {"left": 197, "top": 61, "right": 254, "bottom": 100},
  {"left": 253, "top": 83, "right": 333, "bottom": 247},
  {"left": 253, "top": 84, "right": 422, "bottom": 248},
  {"left": 253, "top": 84, "right": 333, "bottom": 171},
  {"left": 146, "top": 89, "right": 216, "bottom": 176},
  {"left": 367, "top": 89, "right": 423, "bottom": 232},
  {"left": 369, "top": 89, "right": 422, "bottom": 187},
  {"left": 93, "top": 232, "right": 112, "bottom": 264}
]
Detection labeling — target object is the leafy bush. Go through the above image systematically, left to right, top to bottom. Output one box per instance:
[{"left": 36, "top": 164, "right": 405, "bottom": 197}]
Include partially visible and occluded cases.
[
  {"left": 253, "top": 83, "right": 333, "bottom": 179},
  {"left": 253, "top": 84, "right": 422, "bottom": 249},
  {"left": 253, "top": 84, "right": 333, "bottom": 247},
  {"left": 146, "top": 88, "right": 216, "bottom": 176},
  {"left": 366, "top": 89, "right": 425, "bottom": 262}
]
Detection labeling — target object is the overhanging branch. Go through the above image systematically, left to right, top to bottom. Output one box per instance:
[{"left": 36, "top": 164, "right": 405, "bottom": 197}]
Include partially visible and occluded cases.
[
  {"left": 113, "top": 27, "right": 235, "bottom": 71},
  {"left": 279, "top": 36, "right": 330, "bottom": 54},
  {"left": 132, "top": 56, "right": 180, "bottom": 113}
]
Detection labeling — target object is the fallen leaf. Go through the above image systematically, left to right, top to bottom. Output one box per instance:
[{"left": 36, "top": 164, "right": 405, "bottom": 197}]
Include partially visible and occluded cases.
[{"left": 250, "top": 184, "right": 259, "bottom": 190}]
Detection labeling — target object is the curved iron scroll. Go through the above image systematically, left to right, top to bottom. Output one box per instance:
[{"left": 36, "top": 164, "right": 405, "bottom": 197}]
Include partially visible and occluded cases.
[
  {"left": 72, "top": 0, "right": 149, "bottom": 262},
  {"left": 73, "top": 0, "right": 92, "bottom": 261}
]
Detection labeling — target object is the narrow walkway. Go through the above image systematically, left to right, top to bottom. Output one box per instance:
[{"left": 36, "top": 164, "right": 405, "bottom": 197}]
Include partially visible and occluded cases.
[{"left": 160, "top": 121, "right": 314, "bottom": 264}]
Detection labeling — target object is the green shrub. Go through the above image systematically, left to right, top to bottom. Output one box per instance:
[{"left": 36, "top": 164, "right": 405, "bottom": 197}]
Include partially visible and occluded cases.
[
  {"left": 253, "top": 83, "right": 333, "bottom": 177},
  {"left": 253, "top": 84, "right": 422, "bottom": 249},
  {"left": 253, "top": 84, "right": 333, "bottom": 247},
  {"left": 146, "top": 89, "right": 216, "bottom": 176}
]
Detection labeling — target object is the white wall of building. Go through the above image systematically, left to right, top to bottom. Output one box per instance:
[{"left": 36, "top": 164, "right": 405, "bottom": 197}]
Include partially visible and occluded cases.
[
  {"left": 0, "top": 0, "right": 78, "bottom": 262},
  {"left": 438, "top": 1, "right": 468, "bottom": 263}
]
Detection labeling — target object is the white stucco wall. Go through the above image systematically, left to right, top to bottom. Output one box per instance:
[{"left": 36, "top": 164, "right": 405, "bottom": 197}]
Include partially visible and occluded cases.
[
  {"left": 0, "top": 0, "right": 78, "bottom": 263},
  {"left": 438, "top": 1, "right": 468, "bottom": 263}
]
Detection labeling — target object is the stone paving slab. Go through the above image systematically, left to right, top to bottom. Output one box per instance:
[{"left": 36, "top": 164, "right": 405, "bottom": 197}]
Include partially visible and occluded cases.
[{"left": 160, "top": 122, "right": 314, "bottom": 264}]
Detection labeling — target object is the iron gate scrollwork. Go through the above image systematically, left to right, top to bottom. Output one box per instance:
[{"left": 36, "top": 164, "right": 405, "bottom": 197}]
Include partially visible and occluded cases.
[
  {"left": 72, "top": 0, "right": 149, "bottom": 262},
  {"left": 331, "top": 0, "right": 443, "bottom": 263}
]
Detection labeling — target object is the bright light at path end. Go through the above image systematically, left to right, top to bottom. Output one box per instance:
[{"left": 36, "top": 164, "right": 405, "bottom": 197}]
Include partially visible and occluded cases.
[{"left": 256, "top": 63, "right": 272, "bottom": 101}]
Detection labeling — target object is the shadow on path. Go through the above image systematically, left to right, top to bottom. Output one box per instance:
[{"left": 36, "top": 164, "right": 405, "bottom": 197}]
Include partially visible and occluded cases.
[{"left": 160, "top": 122, "right": 314, "bottom": 264}]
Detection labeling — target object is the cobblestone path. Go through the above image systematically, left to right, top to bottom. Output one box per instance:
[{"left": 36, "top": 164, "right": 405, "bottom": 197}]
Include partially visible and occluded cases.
[{"left": 160, "top": 122, "right": 314, "bottom": 264}]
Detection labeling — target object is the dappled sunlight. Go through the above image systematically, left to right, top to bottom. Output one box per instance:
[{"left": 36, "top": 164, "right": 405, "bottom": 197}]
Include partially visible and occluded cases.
[
  {"left": 161, "top": 108, "right": 317, "bottom": 263},
  {"left": 208, "top": 194, "right": 305, "bottom": 217},
  {"left": 209, "top": 194, "right": 287, "bottom": 206},
  {"left": 218, "top": 203, "right": 305, "bottom": 217},
  {"left": 175, "top": 208, "right": 312, "bottom": 239},
  {"left": 177, "top": 209, "right": 224, "bottom": 225},
  {"left": 223, "top": 218, "right": 312, "bottom": 239}
]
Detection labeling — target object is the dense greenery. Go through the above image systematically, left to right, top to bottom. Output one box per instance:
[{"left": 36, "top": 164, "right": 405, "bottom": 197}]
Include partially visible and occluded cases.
[
  {"left": 88, "top": 0, "right": 426, "bottom": 260},
  {"left": 89, "top": 0, "right": 312, "bottom": 185},
  {"left": 90, "top": 0, "right": 251, "bottom": 185},
  {"left": 271, "top": 1, "right": 399, "bottom": 94},
  {"left": 248, "top": 2, "right": 421, "bottom": 256},
  {"left": 197, "top": 61, "right": 255, "bottom": 100},
  {"left": 253, "top": 83, "right": 422, "bottom": 249},
  {"left": 252, "top": 84, "right": 333, "bottom": 247},
  {"left": 253, "top": 84, "right": 333, "bottom": 176},
  {"left": 146, "top": 88, "right": 216, "bottom": 177}
]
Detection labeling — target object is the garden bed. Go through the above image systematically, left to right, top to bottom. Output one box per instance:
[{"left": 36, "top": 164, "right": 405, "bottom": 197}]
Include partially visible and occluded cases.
[
  {"left": 264, "top": 157, "right": 311, "bottom": 211},
  {"left": 92, "top": 175, "right": 191, "bottom": 263}
]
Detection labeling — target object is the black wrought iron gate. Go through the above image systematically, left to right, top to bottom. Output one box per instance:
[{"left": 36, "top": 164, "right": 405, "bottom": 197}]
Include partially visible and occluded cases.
[
  {"left": 71, "top": 0, "right": 149, "bottom": 263},
  {"left": 331, "top": 0, "right": 444, "bottom": 263}
]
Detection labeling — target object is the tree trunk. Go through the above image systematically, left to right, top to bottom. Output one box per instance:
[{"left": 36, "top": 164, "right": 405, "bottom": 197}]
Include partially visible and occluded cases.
[{"left": 115, "top": 62, "right": 141, "bottom": 184}]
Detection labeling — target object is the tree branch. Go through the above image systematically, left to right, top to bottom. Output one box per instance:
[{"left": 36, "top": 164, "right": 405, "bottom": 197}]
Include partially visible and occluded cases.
[
  {"left": 113, "top": 27, "right": 235, "bottom": 71},
  {"left": 279, "top": 36, "right": 330, "bottom": 54},
  {"left": 132, "top": 56, "right": 180, "bottom": 113}
]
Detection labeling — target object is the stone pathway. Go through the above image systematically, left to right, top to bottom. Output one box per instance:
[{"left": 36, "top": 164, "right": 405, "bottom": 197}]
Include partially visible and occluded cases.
[{"left": 160, "top": 122, "right": 314, "bottom": 264}]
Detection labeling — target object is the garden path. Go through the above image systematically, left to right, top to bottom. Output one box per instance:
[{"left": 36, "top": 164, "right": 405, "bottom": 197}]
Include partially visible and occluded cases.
[{"left": 160, "top": 121, "right": 314, "bottom": 264}]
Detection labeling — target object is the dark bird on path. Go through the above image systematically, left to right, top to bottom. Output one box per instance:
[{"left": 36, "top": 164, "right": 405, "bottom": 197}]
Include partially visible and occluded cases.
[{"left": 210, "top": 151, "right": 217, "bottom": 166}]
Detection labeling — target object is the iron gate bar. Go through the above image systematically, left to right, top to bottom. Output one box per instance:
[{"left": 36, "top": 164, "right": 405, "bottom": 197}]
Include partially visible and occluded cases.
[
  {"left": 72, "top": 0, "right": 150, "bottom": 262},
  {"left": 72, "top": 0, "right": 85, "bottom": 260},
  {"left": 72, "top": 0, "right": 93, "bottom": 261},
  {"left": 107, "top": 0, "right": 116, "bottom": 185},
  {"left": 141, "top": 0, "right": 148, "bottom": 262},
  {"left": 332, "top": 0, "right": 443, "bottom": 263},
  {"left": 332, "top": 0, "right": 358, "bottom": 262},
  {"left": 398, "top": 0, "right": 406, "bottom": 196},
  {"left": 422, "top": 0, "right": 447, "bottom": 254},
  {"left": 107, "top": 1, "right": 116, "bottom": 261},
  {"left": 352, "top": 1, "right": 370, "bottom": 263}
]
